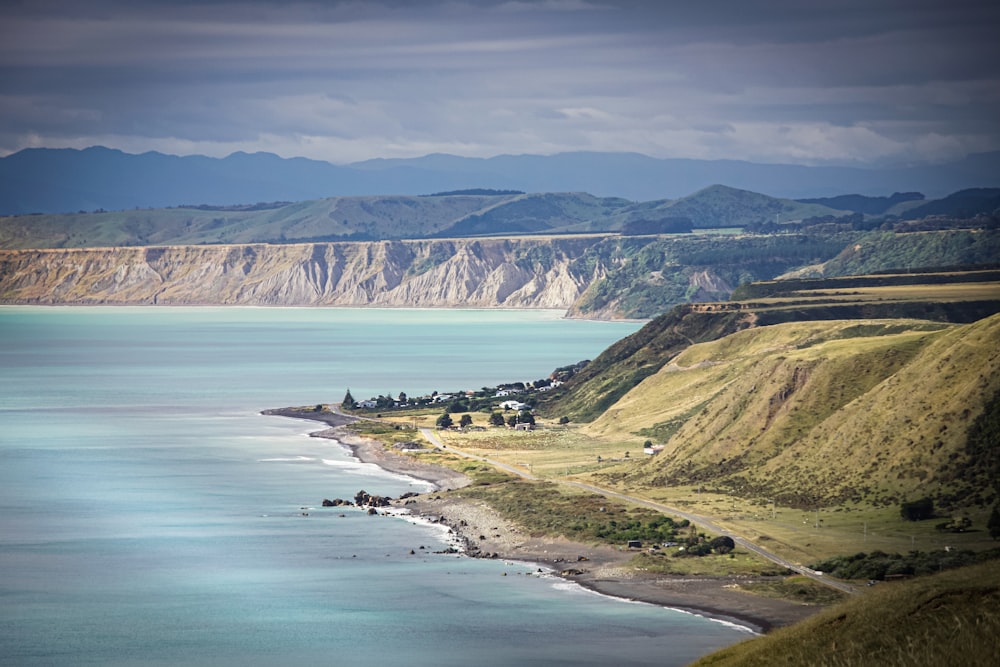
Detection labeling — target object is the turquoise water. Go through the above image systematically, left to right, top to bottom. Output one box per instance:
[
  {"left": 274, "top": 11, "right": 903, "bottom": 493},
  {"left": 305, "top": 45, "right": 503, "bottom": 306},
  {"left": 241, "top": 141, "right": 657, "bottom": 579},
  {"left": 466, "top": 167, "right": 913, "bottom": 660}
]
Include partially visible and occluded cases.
[{"left": 0, "top": 306, "right": 751, "bottom": 666}]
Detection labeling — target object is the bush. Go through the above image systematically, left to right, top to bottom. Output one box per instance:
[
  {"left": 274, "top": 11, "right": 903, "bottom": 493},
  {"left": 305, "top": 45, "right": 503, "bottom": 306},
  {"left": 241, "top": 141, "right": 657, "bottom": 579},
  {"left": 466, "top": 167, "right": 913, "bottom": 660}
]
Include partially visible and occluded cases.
[{"left": 900, "top": 497, "right": 934, "bottom": 521}]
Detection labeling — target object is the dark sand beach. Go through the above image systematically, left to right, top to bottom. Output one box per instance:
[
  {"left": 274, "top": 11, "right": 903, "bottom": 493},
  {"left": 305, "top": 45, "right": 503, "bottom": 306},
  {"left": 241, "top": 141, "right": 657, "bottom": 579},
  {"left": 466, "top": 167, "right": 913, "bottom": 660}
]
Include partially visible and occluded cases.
[{"left": 264, "top": 408, "right": 824, "bottom": 633}]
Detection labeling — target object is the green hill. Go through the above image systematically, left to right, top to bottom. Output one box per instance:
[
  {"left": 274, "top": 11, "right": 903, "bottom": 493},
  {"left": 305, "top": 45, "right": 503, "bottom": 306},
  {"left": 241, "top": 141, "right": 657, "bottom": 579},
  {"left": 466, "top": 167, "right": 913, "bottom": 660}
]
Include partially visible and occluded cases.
[
  {"left": 626, "top": 185, "right": 849, "bottom": 229},
  {"left": 0, "top": 192, "right": 633, "bottom": 248},
  {"left": 543, "top": 269, "right": 1000, "bottom": 422},
  {"left": 692, "top": 560, "right": 1000, "bottom": 667}
]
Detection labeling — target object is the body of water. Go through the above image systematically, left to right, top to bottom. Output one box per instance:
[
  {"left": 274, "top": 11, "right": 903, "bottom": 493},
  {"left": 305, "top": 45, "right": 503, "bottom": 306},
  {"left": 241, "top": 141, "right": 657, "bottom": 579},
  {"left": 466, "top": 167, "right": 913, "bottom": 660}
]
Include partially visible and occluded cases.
[{"left": 0, "top": 306, "right": 751, "bottom": 666}]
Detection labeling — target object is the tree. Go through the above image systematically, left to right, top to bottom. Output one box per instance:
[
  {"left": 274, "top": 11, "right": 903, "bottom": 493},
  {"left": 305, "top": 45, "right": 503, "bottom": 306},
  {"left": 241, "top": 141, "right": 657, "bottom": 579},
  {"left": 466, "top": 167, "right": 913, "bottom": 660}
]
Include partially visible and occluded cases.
[
  {"left": 341, "top": 389, "right": 356, "bottom": 410},
  {"left": 398, "top": 391, "right": 407, "bottom": 405},
  {"left": 517, "top": 409, "right": 535, "bottom": 425},
  {"left": 489, "top": 411, "right": 506, "bottom": 427},
  {"left": 436, "top": 413, "right": 453, "bottom": 429},
  {"left": 459, "top": 414, "right": 473, "bottom": 428},
  {"left": 506, "top": 415, "right": 517, "bottom": 427},
  {"left": 559, "top": 416, "right": 570, "bottom": 425},
  {"left": 900, "top": 497, "right": 934, "bottom": 521},
  {"left": 989, "top": 505, "right": 1000, "bottom": 540},
  {"left": 709, "top": 535, "right": 735, "bottom": 554}
]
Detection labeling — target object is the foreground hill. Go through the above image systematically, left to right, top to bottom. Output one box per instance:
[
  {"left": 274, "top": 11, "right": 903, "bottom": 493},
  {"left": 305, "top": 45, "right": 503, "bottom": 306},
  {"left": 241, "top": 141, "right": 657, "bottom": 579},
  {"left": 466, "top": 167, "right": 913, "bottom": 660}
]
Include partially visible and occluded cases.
[{"left": 692, "top": 561, "right": 1000, "bottom": 666}]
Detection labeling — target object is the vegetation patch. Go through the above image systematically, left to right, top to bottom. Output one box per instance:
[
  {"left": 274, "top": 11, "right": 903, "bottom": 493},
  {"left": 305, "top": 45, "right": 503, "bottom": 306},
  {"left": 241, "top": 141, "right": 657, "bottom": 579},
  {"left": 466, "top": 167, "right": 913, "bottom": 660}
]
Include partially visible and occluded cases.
[
  {"left": 455, "top": 480, "right": 691, "bottom": 545},
  {"left": 810, "top": 548, "right": 1000, "bottom": 581},
  {"left": 627, "top": 550, "right": 786, "bottom": 577},
  {"left": 734, "top": 576, "right": 849, "bottom": 605}
]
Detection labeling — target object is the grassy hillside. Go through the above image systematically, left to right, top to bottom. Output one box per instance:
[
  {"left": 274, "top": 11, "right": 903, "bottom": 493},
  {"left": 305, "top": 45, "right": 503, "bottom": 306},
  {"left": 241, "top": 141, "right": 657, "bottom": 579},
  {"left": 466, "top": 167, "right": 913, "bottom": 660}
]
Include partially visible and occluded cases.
[
  {"left": 0, "top": 185, "right": 871, "bottom": 249},
  {"left": 628, "top": 185, "right": 849, "bottom": 229},
  {"left": 0, "top": 192, "right": 633, "bottom": 248},
  {"left": 784, "top": 229, "right": 1000, "bottom": 278},
  {"left": 566, "top": 232, "right": 858, "bottom": 318},
  {"left": 543, "top": 269, "right": 1000, "bottom": 422},
  {"left": 537, "top": 306, "right": 755, "bottom": 422},
  {"left": 584, "top": 314, "right": 1000, "bottom": 510},
  {"left": 692, "top": 560, "right": 1000, "bottom": 667}
]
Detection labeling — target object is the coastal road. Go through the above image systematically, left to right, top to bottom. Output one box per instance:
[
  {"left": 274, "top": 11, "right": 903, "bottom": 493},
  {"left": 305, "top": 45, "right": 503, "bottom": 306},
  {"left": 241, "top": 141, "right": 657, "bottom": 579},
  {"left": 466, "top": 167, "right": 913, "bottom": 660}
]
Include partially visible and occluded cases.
[
  {"left": 418, "top": 427, "right": 855, "bottom": 596},
  {"left": 419, "top": 428, "right": 540, "bottom": 481},
  {"left": 562, "top": 480, "right": 856, "bottom": 595}
]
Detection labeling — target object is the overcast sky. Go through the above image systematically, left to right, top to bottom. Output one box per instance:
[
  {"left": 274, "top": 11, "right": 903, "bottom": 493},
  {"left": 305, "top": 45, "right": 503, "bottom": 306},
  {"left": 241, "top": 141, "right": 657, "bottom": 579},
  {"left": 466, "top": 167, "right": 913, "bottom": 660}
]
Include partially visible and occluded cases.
[{"left": 2, "top": 0, "right": 998, "bottom": 165}]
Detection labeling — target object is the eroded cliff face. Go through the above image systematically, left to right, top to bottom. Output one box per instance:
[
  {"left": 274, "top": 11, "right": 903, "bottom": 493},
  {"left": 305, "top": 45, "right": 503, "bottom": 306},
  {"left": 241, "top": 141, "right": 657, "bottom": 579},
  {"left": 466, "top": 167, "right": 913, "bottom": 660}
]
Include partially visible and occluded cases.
[{"left": 0, "top": 238, "right": 612, "bottom": 314}]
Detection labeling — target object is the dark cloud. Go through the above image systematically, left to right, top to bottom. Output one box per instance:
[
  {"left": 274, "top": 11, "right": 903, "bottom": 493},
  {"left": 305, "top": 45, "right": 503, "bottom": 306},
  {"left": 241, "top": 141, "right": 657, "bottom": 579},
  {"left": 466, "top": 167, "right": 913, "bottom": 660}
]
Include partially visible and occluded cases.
[{"left": 1, "top": 0, "right": 997, "bottom": 164}]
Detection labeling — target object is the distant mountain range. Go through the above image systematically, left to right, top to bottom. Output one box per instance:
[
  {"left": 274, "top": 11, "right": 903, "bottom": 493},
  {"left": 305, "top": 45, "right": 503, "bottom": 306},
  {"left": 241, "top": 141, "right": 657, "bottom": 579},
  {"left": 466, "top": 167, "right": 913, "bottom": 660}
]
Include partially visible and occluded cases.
[{"left": 2, "top": 146, "right": 999, "bottom": 215}]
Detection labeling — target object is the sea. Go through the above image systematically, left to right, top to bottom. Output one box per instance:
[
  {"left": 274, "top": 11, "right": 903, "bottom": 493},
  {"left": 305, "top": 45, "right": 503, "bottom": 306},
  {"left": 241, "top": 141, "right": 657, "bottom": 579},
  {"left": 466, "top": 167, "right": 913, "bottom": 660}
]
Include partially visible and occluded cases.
[{"left": 0, "top": 306, "right": 753, "bottom": 666}]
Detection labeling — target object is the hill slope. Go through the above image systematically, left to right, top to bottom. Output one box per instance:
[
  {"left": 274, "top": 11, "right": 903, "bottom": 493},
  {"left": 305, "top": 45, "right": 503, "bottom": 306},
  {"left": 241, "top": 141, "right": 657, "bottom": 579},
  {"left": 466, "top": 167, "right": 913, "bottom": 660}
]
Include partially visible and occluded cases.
[
  {"left": 628, "top": 185, "right": 848, "bottom": 229},
  {"left": 0, "top": 192, "right": 633, "bottom": 248},
  {"left": 541, "top": 269, "right": 1000, "bottom": 417},
  {"left": 583, "top": 313, "right": 1000, "bottom": 511},
  {"left": 692, "top": 561, "right": 1000, "bottom": 667}
]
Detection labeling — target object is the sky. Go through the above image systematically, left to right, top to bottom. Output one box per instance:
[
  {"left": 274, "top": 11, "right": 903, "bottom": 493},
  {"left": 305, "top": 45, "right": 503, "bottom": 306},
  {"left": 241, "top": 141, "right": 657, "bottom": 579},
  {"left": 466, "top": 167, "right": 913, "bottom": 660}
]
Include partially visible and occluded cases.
[{"left": 1, "top": 0, "right": 998, "bottom": 166}]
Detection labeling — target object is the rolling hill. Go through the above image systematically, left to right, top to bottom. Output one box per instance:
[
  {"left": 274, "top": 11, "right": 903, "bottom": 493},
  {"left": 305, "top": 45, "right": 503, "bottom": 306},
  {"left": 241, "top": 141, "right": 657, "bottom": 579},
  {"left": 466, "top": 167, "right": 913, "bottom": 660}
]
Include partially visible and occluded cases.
[
  {"left": 3, "top": 146, "right": 1000, "bottom": 215},
  {"left": 0, "top": 186, "right": 856, "bottom": 249},
  {"left": 536, "top": 268, "right": 1000, "bottom": 514}
]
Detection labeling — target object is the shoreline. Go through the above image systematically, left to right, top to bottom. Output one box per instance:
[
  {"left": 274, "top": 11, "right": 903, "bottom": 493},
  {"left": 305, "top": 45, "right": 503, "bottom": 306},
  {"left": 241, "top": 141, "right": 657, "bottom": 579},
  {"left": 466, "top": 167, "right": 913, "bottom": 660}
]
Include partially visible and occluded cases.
[{"left": 263, "top": 407, "right": 823, "bottom": 634}]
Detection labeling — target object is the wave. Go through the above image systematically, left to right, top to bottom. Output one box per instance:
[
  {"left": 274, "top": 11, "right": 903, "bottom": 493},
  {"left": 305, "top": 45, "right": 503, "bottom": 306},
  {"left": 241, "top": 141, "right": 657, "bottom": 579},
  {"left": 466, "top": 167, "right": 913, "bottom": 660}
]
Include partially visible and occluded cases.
[
  {"left": 257, "top": 455, "right": 316, "bottom": 462},
  {"left": 320, "top": 458, "right": 435, "bottom": 491}
]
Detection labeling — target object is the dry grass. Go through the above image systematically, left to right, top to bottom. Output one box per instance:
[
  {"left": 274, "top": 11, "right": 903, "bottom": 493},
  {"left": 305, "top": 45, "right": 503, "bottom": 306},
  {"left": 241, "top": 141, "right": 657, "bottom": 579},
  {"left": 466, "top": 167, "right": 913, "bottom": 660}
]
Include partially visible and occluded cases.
[{"left": 692, "top": 561, "right": 1000, "bottom": 666}]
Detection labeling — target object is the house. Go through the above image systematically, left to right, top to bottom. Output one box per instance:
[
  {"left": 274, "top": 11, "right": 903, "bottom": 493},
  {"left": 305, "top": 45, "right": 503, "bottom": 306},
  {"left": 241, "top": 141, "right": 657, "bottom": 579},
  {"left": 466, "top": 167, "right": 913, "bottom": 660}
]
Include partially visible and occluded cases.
[
  {"left": 357, "top": 399, "right": 378, "bottom": 409},
  {"left": 499, "top": 400, "right": 528, "bottom": 411},
  {"left": 643, "top": 445, "right": 665, "bottom": 455}
]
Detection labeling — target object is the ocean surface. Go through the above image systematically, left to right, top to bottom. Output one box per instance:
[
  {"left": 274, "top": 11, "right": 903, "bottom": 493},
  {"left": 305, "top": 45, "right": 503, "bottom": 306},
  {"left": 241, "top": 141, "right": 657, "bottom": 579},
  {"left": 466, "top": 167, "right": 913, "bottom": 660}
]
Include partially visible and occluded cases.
[{"left": 0, "top": 306, "right": 752, "bottom": 666}]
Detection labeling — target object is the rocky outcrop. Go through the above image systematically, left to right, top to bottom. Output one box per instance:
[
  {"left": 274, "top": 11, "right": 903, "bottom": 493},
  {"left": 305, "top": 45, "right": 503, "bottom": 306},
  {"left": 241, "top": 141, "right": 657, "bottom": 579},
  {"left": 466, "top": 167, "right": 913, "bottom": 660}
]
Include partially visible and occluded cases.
[{"left": 0, "top": 238, "right": 609, "bottom": 313}]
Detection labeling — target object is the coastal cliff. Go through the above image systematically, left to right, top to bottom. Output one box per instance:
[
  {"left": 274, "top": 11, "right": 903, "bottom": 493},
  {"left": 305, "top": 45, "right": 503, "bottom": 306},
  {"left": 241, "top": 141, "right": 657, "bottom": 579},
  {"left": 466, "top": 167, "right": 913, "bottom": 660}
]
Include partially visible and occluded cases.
[
  {"left": 0, "top": 233, "right": 868, "bottom": 318},
  {"left": 0, "top": 238, "right": 609, "bottom": 313}
]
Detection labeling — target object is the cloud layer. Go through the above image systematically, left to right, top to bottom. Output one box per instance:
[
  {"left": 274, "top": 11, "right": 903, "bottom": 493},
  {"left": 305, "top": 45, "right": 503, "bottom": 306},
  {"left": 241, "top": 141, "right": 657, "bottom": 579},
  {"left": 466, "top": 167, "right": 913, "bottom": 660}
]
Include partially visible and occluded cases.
[{"left": 2, "top": 0, "right": 998, "bottom": 165}]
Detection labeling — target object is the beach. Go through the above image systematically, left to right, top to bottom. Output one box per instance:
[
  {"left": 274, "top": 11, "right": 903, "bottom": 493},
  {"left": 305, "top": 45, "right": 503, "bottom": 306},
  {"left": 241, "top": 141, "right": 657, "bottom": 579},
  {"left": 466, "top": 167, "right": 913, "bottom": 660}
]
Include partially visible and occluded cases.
[{"left": 266, "top": 407, "right": 824, "bottom": 634}]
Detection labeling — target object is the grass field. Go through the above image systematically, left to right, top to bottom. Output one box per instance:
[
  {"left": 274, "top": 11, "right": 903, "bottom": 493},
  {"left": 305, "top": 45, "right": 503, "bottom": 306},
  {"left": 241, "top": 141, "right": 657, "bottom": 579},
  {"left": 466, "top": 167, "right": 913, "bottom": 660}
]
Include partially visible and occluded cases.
[{"left": 369, "top": 410, "right": 999, "bottom": 570}]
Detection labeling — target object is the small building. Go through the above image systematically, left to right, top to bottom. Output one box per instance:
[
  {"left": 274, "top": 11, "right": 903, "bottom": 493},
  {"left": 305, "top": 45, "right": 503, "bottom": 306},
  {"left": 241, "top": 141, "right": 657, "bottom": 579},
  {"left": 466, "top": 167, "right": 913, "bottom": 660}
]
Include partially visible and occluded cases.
[
  {"left": 514, "top": 422, "right": 534, "bottom": 431},
  {"left": 643, "top": 445, "right": 665, "bottom": 455},
  {"left": 627, "top": 540, "right": 642, "bottom": 549}
]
